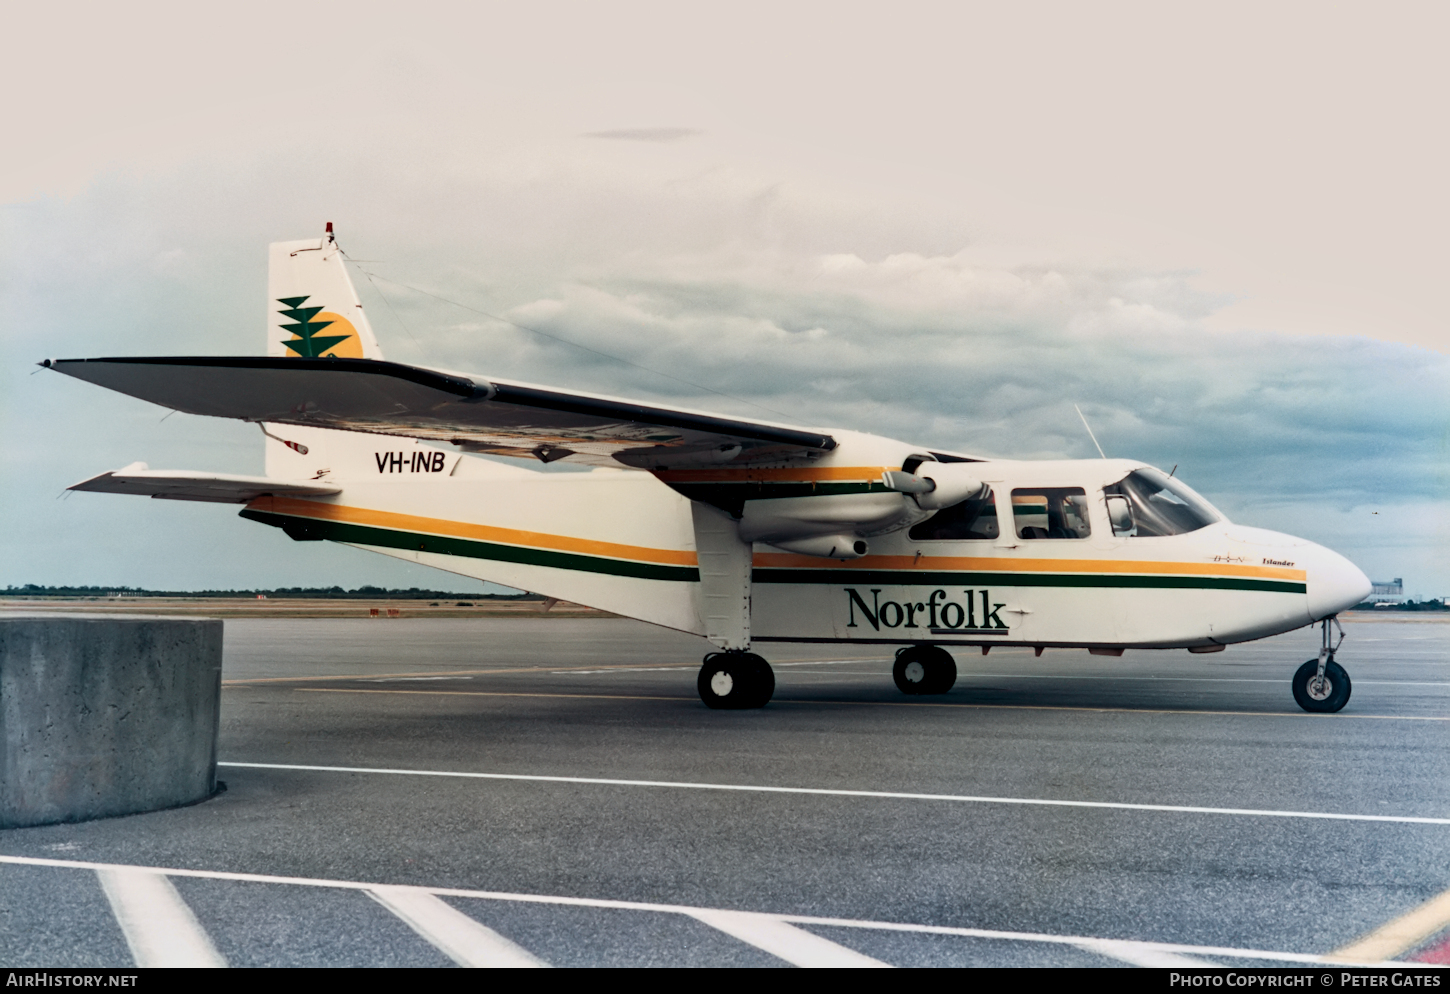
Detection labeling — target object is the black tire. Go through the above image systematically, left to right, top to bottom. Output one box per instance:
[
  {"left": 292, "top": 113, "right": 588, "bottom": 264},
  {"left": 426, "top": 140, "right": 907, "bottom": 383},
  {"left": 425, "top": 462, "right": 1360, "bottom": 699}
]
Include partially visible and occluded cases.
[
  {"left": 893, "top": 646, "right": 957, "bottom": 695},
  {"left": 926, "top": 647, "right": 958, "bottom": 694},
  {"left": 698, "top": 652, "right": 774, "bottom": 709},
  {"left": 1292, "top": 658, "right": 1352, "bottom": 713}
]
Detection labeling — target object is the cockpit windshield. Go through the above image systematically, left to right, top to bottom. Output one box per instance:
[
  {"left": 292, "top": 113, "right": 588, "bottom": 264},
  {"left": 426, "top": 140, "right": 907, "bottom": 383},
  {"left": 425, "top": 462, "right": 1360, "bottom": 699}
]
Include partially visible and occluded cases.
[{"left": 1104, "top": 468, "right": 1222, "bottom": 537}]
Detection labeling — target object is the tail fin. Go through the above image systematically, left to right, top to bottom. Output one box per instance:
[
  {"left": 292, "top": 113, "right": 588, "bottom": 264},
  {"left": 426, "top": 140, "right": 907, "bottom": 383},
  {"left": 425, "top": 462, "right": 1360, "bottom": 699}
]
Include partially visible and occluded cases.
[
  {"left": 267, "top": 223, "right": 383, "bottom": 360},
  {"left": 264, "top": 225, "right": 444, "bottom": 481}
]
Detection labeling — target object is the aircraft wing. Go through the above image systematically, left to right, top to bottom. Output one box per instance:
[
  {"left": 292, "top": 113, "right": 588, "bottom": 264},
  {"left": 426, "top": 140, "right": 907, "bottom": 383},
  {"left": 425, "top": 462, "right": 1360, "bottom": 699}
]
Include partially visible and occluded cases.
[
  {"left": 45, "top": 357, "right": 836, "bottom": 468},
  {"left": 69, "top": 463, "right": 343, "bottom": 503}
]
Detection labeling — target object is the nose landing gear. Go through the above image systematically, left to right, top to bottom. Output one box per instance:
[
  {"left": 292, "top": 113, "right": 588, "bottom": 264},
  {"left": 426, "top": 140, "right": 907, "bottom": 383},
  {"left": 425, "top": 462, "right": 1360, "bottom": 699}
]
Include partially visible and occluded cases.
[
  {"left": 1292, "top": 616, "right": 1351, "bottom": 713},
  {"left": 698, "top": 651, "right": 775, "bottom": 709}
]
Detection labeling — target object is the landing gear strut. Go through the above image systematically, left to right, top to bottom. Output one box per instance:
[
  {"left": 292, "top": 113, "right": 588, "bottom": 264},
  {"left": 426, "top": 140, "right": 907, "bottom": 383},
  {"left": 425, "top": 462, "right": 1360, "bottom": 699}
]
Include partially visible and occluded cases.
[
  {"left": 1292, "top": 616, "right": 1351, "bottom": 713},
  {"left": 893, "top": 645, "right": 957, "bottom": 695},
  {"left": 698, "top": 651, "right": 775, "bottom": 709}
]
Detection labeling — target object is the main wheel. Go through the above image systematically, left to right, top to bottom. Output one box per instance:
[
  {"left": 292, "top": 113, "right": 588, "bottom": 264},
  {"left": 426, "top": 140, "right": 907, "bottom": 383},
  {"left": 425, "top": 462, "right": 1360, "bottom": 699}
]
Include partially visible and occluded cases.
[
  {"left": 893, "top": 646, "right": 957, "bottom": 695},
  {"left": 698, "top": 652, "right": 775, "bottom": 709},
  {"left": 1292, "top": 658, "right": 1352, "bottom": 713}
]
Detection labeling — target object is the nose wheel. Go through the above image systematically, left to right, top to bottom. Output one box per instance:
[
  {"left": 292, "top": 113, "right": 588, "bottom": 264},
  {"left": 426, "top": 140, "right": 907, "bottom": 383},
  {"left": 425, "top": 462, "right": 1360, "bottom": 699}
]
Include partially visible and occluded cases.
[
  {"left": 1293, "top": 617, "right": 1351, "bottom": 713},
  {"left": 893, "top": 645, "right": 957, "bottom": 695},
  {"left": 698, "top": 651, "right": 775, "bottom": 709}
]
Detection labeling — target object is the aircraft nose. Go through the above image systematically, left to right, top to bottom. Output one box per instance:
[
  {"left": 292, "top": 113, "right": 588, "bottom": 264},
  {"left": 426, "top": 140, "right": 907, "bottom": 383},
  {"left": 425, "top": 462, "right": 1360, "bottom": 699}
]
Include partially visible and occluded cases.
[{"left": 1305, "top": 543, "right": 1372, "bottom": 620}]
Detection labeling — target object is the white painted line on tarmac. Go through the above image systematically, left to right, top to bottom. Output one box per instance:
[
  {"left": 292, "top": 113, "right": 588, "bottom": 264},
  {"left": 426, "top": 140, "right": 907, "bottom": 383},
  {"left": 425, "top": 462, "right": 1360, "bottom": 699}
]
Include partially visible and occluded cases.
[
  {"left": 226, "top": 657, "right": 894, "bottom": 686},
  {"left": 777, "top": 658, "right": 892, "bottom": 666},
  {"left": 555, "top": 659, "right": 880, "bottom": 675},
  {"left": 556, "top": 666, "right": 696, "bottom": 674},
  {"left": 956, "top": 674, "right": 1450, "bottom": 687},
  {"left": 1355, "top": 682, "right": 1450, "bottom": 687},
  {"left": 297, "top": 685, "right": 1450, "bottom": 721},
  {"left": 303, "top": 688, "right": 691, "bottom": 703},
  {"left": 218, "top": 761, "right": 1450, "bottom": 827},
  {"left": 4, "top": 855, "right": 1409, "bottom": 968},
  {"left": 95, "top": 867, "right": 226, "bottom": 968},
  {"left": 1329, "top": 884, "right": 1450, "bottom": 963},
  {"left": 367, "top": 885, "right": 548, "bottom": 967},
  {"left": 686, "top": 909, "right": 891, "bottom": 967},
  {"left": 1073, "top": 937, "right": 1214, "bottom": 967}
]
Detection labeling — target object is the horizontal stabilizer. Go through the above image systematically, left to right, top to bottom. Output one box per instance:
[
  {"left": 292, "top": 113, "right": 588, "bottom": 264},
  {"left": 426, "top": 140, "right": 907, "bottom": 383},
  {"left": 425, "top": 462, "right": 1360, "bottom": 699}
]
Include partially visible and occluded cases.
[
  {"left": 43, "top": 356, "right": 835, "bottom": 468},
  {"left": 69, "top": 463, "right": 341, "bottom": 504}
]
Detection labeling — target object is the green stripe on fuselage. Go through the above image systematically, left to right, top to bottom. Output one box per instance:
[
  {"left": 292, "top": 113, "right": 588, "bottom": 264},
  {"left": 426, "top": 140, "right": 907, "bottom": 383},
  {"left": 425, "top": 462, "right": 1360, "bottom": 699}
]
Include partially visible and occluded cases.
[
  {"left": 240, "top": 510, "right": 700, "bottom": 582},
  {"left": 240, "top": 510, "right": 1306, "bottom": 594}
]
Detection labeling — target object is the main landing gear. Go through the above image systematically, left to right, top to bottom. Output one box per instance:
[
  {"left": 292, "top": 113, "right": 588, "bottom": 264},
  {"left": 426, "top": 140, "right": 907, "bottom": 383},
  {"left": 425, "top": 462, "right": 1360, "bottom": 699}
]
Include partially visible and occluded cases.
[
  {"left": 1292, "top": 616, "right": 1352, "bottom": 713},
  {"left": 893, "top": 645, "right": 957, "bottom": 695},
  {"left": 698, "top": 651, "right": 776, "bottom": 709}
]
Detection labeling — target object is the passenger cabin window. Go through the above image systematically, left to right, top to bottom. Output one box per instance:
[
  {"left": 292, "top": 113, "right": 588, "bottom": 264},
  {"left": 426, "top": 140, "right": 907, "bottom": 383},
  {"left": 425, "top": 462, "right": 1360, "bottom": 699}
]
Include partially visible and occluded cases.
[
  {"left": 1104, "top": 468, "right": 1222, "bottom": 537},
  {"left": 907, "top": 487, "right": 998, "bottom": 540},
  {"left": 1012, "top": 487, "right": 1091, "bottom": 539}
]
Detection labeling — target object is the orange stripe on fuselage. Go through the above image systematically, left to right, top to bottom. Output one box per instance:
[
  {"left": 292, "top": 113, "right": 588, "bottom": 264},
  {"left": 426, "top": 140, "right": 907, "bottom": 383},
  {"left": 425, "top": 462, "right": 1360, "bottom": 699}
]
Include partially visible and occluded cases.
[
  {"left": 247, "top": 496, "right": 700, "bottom": 567},
  {"left": 248, "top": 497, "right": 1305, "bottom": 583},
  {"left": 752, "top": 551, "right": 1307, "bottom": 582}
]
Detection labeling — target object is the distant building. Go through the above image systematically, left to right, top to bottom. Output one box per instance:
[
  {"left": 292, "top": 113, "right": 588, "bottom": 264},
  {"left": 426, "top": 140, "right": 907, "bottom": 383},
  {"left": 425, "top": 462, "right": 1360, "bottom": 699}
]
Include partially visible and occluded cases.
[{"left": 1370, "top": 578, "right": 1404, "bottom": 605}]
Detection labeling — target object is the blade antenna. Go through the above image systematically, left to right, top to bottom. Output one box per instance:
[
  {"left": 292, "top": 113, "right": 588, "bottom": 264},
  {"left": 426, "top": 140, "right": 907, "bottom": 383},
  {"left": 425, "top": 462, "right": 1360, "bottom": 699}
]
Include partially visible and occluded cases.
[{"left": 1074, "top": 404, "right": 1107, "bottom": 459}]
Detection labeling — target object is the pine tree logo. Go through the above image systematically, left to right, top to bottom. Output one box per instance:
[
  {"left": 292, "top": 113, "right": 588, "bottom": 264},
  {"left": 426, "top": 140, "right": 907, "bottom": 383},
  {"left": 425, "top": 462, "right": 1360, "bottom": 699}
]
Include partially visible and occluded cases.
[{"left": 278, "top": 296, "right": 351, "bottom": 357}]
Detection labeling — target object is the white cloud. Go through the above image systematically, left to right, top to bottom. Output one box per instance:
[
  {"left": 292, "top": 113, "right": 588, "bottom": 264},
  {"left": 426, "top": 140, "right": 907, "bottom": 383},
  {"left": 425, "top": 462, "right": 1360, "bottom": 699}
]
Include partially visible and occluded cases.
[{"left": 3, "top": 119, "right": 1446, "bottom": 593}]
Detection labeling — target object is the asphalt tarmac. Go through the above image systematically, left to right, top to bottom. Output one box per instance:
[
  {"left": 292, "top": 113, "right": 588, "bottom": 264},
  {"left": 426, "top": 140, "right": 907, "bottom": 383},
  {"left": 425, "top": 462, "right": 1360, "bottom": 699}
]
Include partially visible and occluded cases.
[{"left": 4, "top": 615, "right": 1449, "bottom": 968}]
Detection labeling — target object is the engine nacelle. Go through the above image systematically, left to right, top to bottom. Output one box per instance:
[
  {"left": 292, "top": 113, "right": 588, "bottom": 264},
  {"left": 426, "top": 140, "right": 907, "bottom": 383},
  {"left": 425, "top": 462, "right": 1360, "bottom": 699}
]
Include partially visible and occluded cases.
[
  {"left": 733, "top": 460, "right": 983, "bottom": 559},
  {"left": 739, "top": 492, "right": 916, "bottom": 548},
  {"left": 768, "top": 533, "right": 869, "bottom": 559}
]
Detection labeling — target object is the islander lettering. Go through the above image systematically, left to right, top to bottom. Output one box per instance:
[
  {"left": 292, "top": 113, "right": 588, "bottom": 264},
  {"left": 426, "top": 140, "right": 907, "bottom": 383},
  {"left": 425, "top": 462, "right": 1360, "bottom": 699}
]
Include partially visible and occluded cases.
[{"left": 846, "top": 588, "right": 1009, "bottom": 633}]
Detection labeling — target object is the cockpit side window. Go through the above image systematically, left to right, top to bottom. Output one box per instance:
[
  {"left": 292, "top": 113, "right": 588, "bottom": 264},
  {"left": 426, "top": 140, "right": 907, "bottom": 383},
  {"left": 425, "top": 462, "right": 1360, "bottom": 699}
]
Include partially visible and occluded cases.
[
  {"left": 1104, "top": 468, "right": 1221, "bottom": 537},
  {"left": 907, "top": 486, "right": 999, "bottom": 540},
  {"left": 1011, "top": 487, "right": 1091, "bottom": 539}
]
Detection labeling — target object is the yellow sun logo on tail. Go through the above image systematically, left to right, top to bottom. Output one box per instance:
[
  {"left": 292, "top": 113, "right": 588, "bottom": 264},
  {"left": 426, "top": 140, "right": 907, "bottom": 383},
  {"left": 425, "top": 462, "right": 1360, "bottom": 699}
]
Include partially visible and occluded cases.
[{"left": 277, "top": 296, "right": 364, "bottom": 358}]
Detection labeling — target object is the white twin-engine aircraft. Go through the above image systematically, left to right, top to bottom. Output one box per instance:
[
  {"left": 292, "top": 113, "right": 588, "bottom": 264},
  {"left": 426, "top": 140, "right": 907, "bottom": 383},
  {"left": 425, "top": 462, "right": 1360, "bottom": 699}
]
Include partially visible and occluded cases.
[{"left": 48, "top": 227, "right": 1372, "bottom": 713}]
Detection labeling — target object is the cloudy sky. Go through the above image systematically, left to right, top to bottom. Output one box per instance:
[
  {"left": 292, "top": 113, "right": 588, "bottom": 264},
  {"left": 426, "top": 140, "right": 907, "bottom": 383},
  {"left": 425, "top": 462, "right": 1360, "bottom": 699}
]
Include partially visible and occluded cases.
[{"left": 3, "top": 1, "right": 1446, "bottom": 595}]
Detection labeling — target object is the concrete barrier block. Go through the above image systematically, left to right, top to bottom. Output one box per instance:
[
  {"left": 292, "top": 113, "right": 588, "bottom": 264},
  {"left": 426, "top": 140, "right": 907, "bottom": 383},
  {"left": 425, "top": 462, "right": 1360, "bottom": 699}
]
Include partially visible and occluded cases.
[{"left": 1, "top": 617, "right": 223, "bottom": 829}]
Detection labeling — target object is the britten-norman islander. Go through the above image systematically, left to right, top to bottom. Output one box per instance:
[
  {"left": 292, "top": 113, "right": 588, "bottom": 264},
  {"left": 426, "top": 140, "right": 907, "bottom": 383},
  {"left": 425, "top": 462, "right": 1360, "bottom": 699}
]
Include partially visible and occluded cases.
[{"left": 45, "top": 226, "right": 1372, "bottom": 713}]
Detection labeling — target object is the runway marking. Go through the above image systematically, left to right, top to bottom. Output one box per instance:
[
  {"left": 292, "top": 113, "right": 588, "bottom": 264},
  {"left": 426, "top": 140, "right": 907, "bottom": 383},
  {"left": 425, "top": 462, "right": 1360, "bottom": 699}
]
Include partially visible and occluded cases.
[
  {"left": 221, "top": 656, "right": 890, "bottom": 686},
  {"left": 557, "top": 659, "right": 882, "bottom": 675},
  {"left": 223, "top": 664, "right": 686, "bottom": 686},
  {"left": 223, "top": 664, "right": 1450, "bottom": 689},
  {"left": 558, "top": 666, "right": 696, "bottom": 674},
  {"left": 554, "top": 668, "right": 1450, "bottom": 687},
  {"left": 953, "top": 674, "right": 1450, "bottom": 688},
  {"left": 294, "top": 686, "right": 1450, "bottom": 721},
  {"left": 301, "top": 688, "right": 690, "bottom": 703},
  {"left": 782, "top": 701, "right": 1450, "bottom": 721},
  {"left": 217, "top": 761, "right": 1450, "bottom": 826},
  {"left": 0, "top": 855, "right": 1410, "bottom": 968},
  {"left": 95, "top": 866, "right": 227, "bottom": 968},
  {"left": 1329, "top": 884, "right": 1450, "bottom": 963},
  {"left": 367, "top": 886, "right": 548, "bottom": 968},
  {"left": 685, "top": 909, "right": 891, "bottom": 967},
  {"left": 1072, "top": 937, "right": 1214, "bottom": 968}
]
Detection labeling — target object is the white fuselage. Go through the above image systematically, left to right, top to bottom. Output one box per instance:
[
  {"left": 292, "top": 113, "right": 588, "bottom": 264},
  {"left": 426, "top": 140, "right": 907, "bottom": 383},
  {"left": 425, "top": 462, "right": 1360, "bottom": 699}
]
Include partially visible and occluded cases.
[{"left": 243, "top": 430, "right": 1371, "bottom": 652}]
